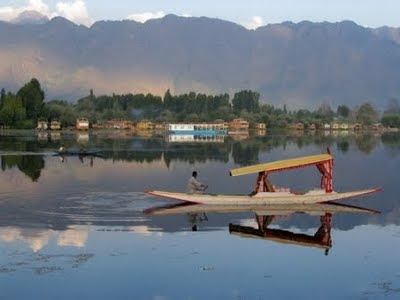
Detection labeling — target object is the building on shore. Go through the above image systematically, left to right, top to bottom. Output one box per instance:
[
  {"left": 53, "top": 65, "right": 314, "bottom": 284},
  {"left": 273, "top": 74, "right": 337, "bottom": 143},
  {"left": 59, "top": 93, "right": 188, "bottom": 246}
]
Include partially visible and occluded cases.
[
  {"left": 76, "top": 118, "right": 89, "bottom": 130},
  {"left": 50, "top": 120, "right": 61, "bottom": 130},
  {"left": 339, "top": 123, "right": 349, "bottom": 130},
  {"left": 353, "top": 123, "right": 363, "bottom": 131},
  {"left": 308, "top": 124, "right": 316, "bottom": 130}
]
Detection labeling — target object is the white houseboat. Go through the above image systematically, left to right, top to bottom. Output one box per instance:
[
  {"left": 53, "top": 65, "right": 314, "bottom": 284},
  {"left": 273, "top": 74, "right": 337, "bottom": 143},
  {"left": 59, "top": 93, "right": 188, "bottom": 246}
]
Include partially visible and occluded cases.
[{"left": 76, "top": 118, "right": 89, "bottom": 130}]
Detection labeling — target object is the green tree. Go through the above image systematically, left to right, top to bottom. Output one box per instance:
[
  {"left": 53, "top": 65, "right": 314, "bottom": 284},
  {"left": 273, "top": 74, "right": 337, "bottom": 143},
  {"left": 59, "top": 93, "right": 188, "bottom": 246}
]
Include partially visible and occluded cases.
[
  {"left": 16, "top": 78, "right": 45, "bottom": 121},
  {"left": 0, "top": 88, "right": 5, "bottom": 110},
  {"left": 232, "top": 90, "right": 260, "bottom": 114},
  {"left": 0, "top": 93, "right": 26, "bottom": 127},
  {"left": 384, "top": 98, "right": 400, "bottom": 115},
  {"left": 356, "top": 103, "right": 378, "bottom": 125},
  {"left": 337, "top": 105, "right": 350, "bottom": 118},
  {"left": 382, "top": 115, "right": 400, "bottom": 128}
]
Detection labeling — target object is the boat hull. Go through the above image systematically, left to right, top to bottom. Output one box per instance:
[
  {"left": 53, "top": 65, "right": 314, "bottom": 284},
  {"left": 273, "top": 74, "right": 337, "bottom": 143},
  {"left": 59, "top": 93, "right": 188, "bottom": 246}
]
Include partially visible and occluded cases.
[{"left": 145, "top": 188, "right": 381, "bottom": 205}]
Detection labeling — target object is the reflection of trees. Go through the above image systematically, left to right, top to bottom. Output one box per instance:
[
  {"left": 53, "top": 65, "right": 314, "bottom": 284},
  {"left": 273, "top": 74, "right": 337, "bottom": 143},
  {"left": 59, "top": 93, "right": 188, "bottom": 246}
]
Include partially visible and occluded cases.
[
  {"left": 0, "top": 131, "right": 392, "bottom": 180},
  {"left": 381, "top": 133, "right": 400, "bottom": 157},
  {"left": 354, "top": 134, "right": 379, "bottom": 154},
  {"left": 336, "top": 139, "right": 350, "bottom": 153},
  {"left": 232, "top": 141, "right": 260, "bottom": 166},
  {"left": 163, "top": 143, "right": 230, "bottom": 168},
  {"left": 1, "top": 155, "right": 45, "bottom": 181}
]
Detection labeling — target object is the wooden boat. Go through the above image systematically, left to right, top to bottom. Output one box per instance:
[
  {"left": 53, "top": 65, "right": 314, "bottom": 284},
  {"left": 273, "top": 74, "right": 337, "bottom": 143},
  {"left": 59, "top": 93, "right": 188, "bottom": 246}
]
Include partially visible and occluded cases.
[{"left": 145, "top": 152, "right": 381, "bottom": 205}]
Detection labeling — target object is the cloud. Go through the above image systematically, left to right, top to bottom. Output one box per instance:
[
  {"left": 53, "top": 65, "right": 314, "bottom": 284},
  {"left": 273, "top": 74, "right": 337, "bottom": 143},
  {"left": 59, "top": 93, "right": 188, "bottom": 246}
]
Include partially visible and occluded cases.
[
  {"left": 0, "top": 0, "right": 92, "bottom": 26},
  {"left": 0, "top": 0, "right": 52, "bottom": 22},
  {"left": 56, "top": 0, "right": 92, "bottom": 26},
  {"left": 127, "top": 11, "right": 166, "bottom": 23},
  {"left": 242, "top": 16, "right": 266, "bottom": 30}
]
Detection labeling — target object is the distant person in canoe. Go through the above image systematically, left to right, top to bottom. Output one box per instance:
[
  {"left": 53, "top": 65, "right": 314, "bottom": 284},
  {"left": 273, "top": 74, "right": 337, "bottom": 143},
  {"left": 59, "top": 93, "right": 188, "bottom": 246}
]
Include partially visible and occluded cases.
[
  {"left": 58, "top": 144, "right": 66, "bottom": 154},
  {"left": 188, "top": 171, "right": 208, "bottom": 194}
]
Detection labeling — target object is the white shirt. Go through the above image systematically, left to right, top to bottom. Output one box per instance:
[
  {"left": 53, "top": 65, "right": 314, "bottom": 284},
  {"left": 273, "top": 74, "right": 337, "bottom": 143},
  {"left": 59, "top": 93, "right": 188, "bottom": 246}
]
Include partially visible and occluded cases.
[{"left": 187, "top": 176, "right": 205, "bottom": 194}]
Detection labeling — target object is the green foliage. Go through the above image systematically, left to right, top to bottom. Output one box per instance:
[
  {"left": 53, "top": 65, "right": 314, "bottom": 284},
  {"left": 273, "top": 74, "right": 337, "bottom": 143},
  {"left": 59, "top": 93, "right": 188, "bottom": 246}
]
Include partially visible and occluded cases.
[
  {"left": 0, "top": 78, "right": 397, "bottom": 129},
  {"left": 16, "top": 78, "right": 45, "bottom": 121},
  {"left": 0, "top": 88, "right": 5, "bottom": 110},
  {"left": 232, "top": 90, "right": 260, "bottom": 113},
  {"left": 0, "top": 93, "right": 26, "bottom": 127},
  {"left": 356, "top": 103, "right": 378, "bottom": 125},
  {"left": 337, "top": 105, "right": 350, "bottom": 118},
  {"left": 382, "top": 115, "right": 400, "bottom": 128}
]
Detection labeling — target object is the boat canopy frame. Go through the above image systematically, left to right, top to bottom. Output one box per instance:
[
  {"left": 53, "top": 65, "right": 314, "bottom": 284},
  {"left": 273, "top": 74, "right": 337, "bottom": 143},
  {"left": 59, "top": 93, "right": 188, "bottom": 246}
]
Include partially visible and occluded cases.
[{"left": 229, "top": 153, "right": 334, "bottom": 193}]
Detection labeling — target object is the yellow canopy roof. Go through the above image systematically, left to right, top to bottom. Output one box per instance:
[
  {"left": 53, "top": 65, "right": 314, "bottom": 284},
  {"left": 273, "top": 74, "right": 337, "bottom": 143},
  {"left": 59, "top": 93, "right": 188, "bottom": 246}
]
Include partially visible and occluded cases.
[{"left": 230, "top": 154, "right": 332, "bottom": 176}]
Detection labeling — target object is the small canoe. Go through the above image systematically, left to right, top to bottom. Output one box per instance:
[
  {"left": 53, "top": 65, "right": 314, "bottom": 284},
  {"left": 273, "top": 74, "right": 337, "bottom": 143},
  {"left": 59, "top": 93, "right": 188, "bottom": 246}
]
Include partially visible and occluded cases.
[{"left": 145, "top": 188, "right": 381, "bottom": 205}]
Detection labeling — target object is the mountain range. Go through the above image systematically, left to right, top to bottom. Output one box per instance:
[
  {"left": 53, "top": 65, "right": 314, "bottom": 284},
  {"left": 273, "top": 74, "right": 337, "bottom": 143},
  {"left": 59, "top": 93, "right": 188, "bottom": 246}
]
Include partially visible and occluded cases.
[{"left": 1, "top": 12, "right": 400, "bottom": 108}]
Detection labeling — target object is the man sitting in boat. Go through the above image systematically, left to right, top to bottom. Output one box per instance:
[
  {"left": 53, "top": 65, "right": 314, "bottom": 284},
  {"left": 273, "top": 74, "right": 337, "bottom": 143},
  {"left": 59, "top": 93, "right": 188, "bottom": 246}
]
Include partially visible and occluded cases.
[
  {"left": 58, "top": 144, "right": 66, "bottom": 154},
  {"left": 187, "top": 171, "right": 208, "bottom": 194}
]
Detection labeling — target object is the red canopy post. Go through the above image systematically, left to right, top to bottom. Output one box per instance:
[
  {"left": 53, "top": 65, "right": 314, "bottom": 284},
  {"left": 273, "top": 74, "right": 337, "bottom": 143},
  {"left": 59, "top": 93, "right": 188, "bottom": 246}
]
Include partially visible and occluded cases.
[
  {"left": 316, "top": 158, "right": 333, "bottom": 193},
  {"left": 254, "top": 171, "right": 275, "bottom": 193}
]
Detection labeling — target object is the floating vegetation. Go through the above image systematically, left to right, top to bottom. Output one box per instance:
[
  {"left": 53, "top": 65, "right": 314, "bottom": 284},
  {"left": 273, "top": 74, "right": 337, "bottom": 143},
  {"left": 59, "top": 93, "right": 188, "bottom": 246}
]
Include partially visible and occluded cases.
[
  {"left": 32, "top": 266, "right": 64, "bottom": 275},
  {"left": 0, "top": 267, "right": 16, "bottom": 273}
]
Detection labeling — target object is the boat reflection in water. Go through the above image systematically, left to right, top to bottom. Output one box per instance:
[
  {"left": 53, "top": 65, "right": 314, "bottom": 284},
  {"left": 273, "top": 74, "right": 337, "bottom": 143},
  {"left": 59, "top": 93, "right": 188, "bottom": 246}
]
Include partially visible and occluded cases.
[
  {"left": 168, "top": 134, "right": 225, "bottom": 143},
  {"left": 146, "top": 202, "right": 379, "bottom": 255},
  {"left": 230, "top": 213, "right": 333, "bottom": 255}
]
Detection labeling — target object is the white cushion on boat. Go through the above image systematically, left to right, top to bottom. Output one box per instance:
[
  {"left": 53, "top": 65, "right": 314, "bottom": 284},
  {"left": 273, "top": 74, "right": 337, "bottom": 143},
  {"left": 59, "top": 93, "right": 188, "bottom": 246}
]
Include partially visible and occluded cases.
[{"left": 253, "top": 192, "right": 292, "bottom": 197}]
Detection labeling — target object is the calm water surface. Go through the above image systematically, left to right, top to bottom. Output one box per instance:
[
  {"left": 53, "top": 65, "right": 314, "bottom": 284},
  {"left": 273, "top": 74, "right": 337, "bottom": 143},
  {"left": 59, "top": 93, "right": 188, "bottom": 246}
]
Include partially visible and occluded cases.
[{"left": 0, "top": 130, "right": 400, "bottom": 299}]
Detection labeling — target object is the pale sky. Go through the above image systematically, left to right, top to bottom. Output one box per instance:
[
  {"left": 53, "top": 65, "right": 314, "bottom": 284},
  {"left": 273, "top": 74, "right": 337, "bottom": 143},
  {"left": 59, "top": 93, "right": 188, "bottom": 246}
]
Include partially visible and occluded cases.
[{"left": 0, "top": 0, "right": 399, "bottom": 28}]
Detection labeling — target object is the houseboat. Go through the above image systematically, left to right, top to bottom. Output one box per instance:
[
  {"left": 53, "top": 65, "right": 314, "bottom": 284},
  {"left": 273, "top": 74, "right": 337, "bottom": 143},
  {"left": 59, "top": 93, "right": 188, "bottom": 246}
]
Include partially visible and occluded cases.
[
  {"left": 76, "top": 118, "right": 89, "bottom": 130},
  {"left": 36, "top": 119, "right": 48, "bottom": 131},
  {"left": 228, "top": 119, "right": 249, "bottom": 131},
  {"left": 50, "top": 120, "right": 61, "bottom": 130},
  {"left": 105, "top": 120, "right": 134, "bottom": 130},
  {"left": 137, "top": 120, "right": 155, "bottom": 130},
  {"left": 154, "top": 123, "right": 166, "bottom": 130},
  {"left": 168, "top": 123, "right": 227, "bottom": 134},
  {"left": 255, "top": 123, "right": 267, "bottom": 130},
  {"left": 288, "top": 123, "right": 304, "bottom": 130},
  {"left": 323, "top": 123, "right": 331, "bottom": 130},
  {"left": 331, "top": 123, "right": 340, "bottom": 130},
  {"left": 340, "top": 123, "right": 349, "bottom": 130},
  {"left": 353, "top": 123, "right": 363, "bottom": 131},
  {"left": 372, "top": 123, "right": 384, "bottom": 131},
  {"left": 308, "top": 124, "right": 316, "bottom": 130}
]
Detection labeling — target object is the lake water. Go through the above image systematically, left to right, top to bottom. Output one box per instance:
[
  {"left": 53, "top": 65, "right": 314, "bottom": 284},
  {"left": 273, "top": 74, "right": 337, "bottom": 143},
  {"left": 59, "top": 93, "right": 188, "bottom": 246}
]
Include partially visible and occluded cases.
[{"left": 0, "top": 130, "right": 399, "bottom": 299}]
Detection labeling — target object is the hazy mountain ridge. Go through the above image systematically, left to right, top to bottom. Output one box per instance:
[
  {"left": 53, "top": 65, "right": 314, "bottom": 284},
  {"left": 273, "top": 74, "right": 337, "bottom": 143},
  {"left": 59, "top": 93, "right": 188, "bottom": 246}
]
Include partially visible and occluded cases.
[{"left": 1, "top": 14, "right": 400, "bottom": 107}]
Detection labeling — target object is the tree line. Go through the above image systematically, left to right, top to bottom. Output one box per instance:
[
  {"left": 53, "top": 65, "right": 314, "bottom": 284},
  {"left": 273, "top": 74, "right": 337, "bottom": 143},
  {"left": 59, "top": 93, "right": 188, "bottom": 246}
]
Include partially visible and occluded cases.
[{"left": 1, "top": 78, "right": 400, "bottom": 129}]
